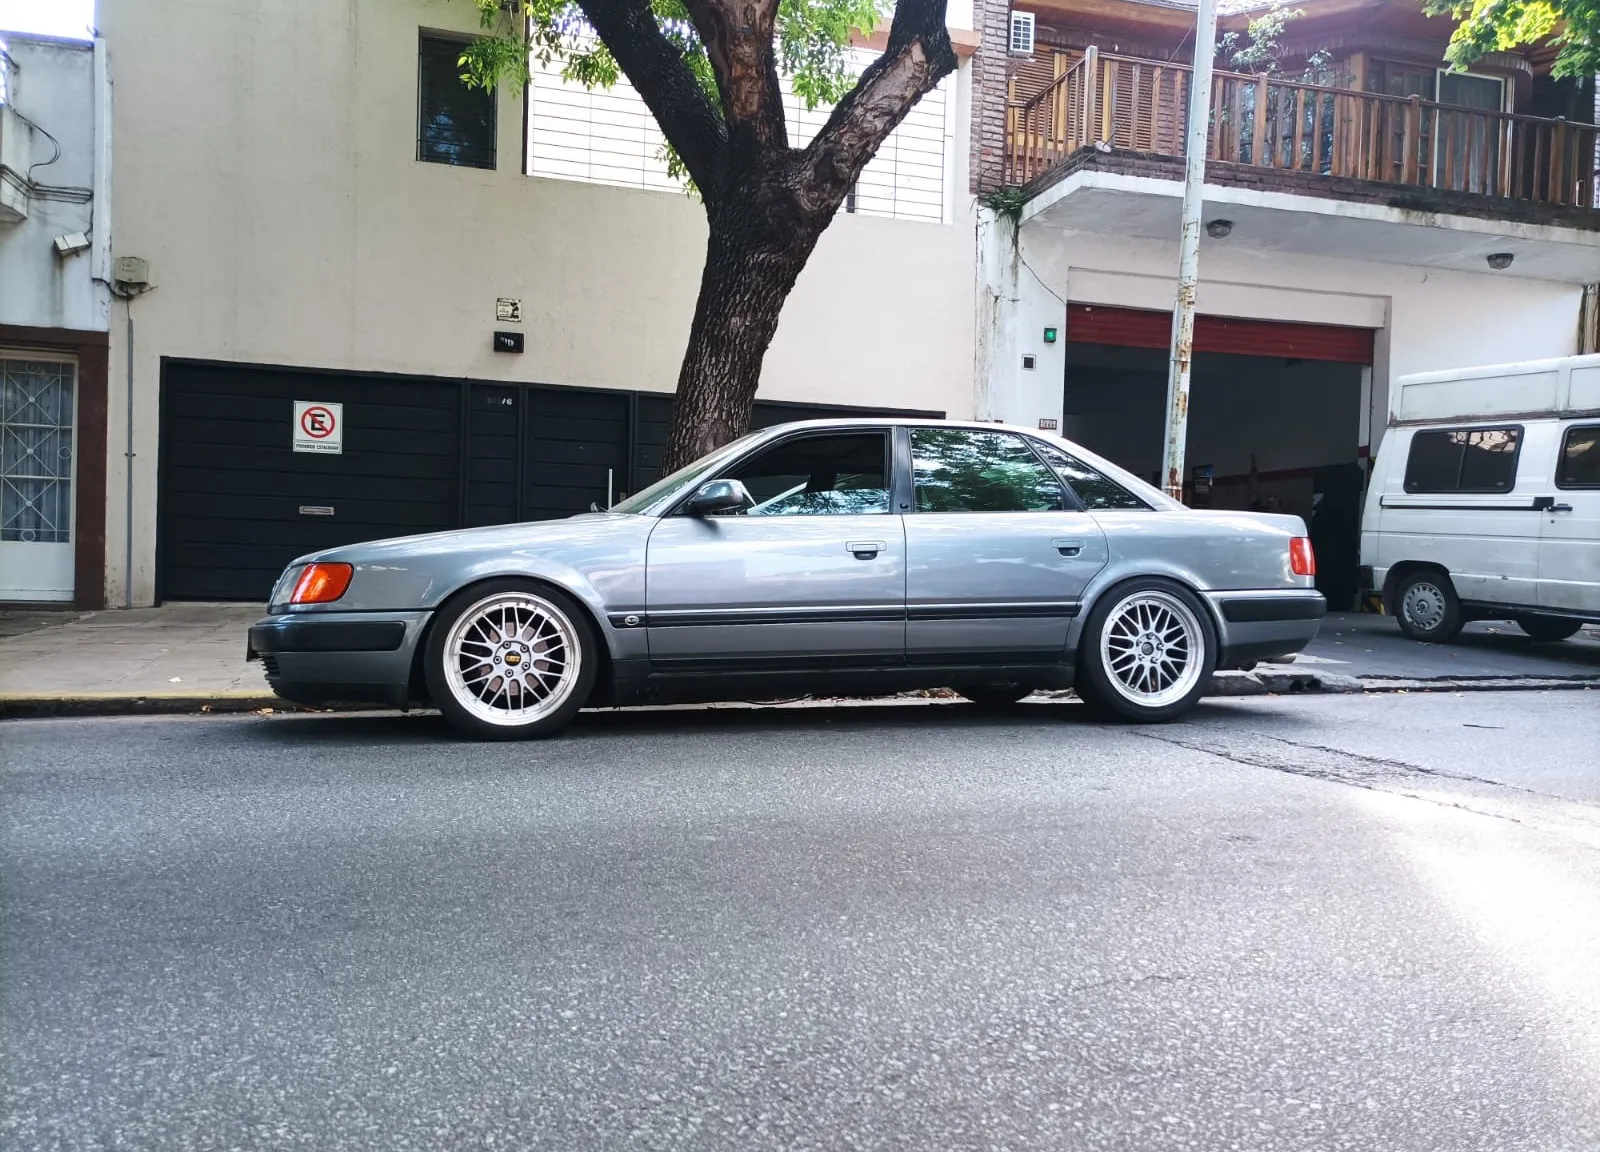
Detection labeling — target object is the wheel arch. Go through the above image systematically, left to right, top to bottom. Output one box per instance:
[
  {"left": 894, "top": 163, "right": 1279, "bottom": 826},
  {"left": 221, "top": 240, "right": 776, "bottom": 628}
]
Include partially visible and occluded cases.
[
  {"left": 1381, "top": 560, "right": 1455, "bottom": 615},
  {"left": 1071, "top": 568, "right": 1226, "bottom": 655},
  {"left": 406, "top": 573, "right": 616, "bottom": 708}
]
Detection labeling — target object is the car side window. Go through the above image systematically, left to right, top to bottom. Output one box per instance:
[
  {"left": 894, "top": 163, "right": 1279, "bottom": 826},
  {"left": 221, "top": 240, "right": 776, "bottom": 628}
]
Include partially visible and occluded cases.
[
  {"left": 1557, "top": 424, "right": 1600, "bottom": 489},
  {"left": 1403, "top": 427, "right": 1522, "bottom": 493},
  {"left": 910, "top": 428, "right": 1065, "bottom": 513},
  {"left": 725, "top": 432, "right": 891, "bottom": 516},
  {"left": 1029, "top": 441, "right": 1149, "bottom": 510}
]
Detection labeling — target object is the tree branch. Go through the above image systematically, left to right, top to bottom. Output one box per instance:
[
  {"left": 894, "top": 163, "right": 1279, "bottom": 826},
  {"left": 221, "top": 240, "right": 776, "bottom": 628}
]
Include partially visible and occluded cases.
[
  {"left": 575, "top": 0, "right": 728, "bottom": 190},
  {"left": 681, "top": 0, "right": 789, "bottom": 156},
  {"left": 799, "top": 0, "right": 956, "bottom": 209}
]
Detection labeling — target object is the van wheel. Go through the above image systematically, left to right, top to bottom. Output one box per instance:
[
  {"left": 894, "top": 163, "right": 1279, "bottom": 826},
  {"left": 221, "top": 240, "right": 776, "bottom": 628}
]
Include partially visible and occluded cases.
[
  {"left": 1394, "top": 570, "right": 1464, "bottom": 643},
  {"left": 1075, "top": 578, "right": 1216, "bottom": 723},
  {"left": 424, "top": 579, "right": 597, "bottom": 741},
  {"left": 1516, "top": 615, "right": 1584, "bottom": 642},
  {"left": 956, "top": 683, "right": 1036, "bottom": 708}
]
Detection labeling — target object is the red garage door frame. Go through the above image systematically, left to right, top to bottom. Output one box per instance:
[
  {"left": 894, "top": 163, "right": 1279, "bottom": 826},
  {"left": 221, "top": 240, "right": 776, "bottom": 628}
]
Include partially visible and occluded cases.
[{"left": 1067, "top": 304, "right": 1375, "bottom": 365}]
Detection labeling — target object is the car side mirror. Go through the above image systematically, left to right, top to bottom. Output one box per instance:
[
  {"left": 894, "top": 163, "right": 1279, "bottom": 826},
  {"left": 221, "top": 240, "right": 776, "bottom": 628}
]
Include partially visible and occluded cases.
[{"left": 685, "top": 479, "right": 751, "bottom": 516}]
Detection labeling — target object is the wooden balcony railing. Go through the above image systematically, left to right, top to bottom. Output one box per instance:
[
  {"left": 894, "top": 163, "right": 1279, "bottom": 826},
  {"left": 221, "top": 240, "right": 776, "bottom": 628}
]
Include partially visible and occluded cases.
[{"left": 1004, "top": 47, "right": 1599, "bottom": 209}]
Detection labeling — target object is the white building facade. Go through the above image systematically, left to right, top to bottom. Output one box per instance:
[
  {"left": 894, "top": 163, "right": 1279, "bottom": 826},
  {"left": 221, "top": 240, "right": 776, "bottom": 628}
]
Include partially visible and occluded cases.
[
  {"left": 91, "top": 0, "right": 980, "bottom": 606},
  {"left": 0, "top": 32, "right": 112, "bottom": 605}
]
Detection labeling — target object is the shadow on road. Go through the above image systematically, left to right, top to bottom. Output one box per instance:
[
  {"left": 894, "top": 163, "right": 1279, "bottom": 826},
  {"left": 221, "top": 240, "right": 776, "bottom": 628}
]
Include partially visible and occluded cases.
[{"left": 231, "top": 695, "right": 1304, "bottom": 747}]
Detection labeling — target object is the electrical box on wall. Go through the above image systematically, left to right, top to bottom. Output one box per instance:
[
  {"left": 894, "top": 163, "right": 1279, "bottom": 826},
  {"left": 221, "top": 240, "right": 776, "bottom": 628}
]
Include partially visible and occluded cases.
[{"left": 113, "top": 256, "right": 150, "bottom": 286}]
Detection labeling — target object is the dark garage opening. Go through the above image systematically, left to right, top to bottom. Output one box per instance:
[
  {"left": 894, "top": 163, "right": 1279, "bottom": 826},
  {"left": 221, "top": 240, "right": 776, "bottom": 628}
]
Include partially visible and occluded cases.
[{"left": 1063, "top": 307, "right": 1373, "bottom": 610}]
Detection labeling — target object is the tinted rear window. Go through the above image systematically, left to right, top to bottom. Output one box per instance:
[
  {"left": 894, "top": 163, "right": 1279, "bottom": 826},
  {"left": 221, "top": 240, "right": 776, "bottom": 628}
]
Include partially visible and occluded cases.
[
  {"left": 1557, "top": 424, "right": 1600, "bottom": 489},
  {"left": 1403, "top": 427, "right": 1521, "bottom": 493}
]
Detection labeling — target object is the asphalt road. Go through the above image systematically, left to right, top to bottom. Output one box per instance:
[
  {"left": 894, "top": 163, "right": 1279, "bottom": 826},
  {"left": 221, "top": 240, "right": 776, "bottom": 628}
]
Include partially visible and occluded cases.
[
  {"left": 1303, "top": 612, "right": 1600, "bottom": 681},
  {"left": 4, "top": 693, "right": 1599, "bottom": 1151}
]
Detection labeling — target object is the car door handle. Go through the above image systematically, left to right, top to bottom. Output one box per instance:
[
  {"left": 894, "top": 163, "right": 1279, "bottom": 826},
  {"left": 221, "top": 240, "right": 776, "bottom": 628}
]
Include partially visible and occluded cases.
[
  {"left": 1533, "top": 496, "right": 1575, "bottom": 512},
  {"left": 1550, "top": 503, "right": 1574, "bottom": 513},
  {"left": 1052, "top": 538, "right": 1085, "bottom": 557},
  {"left": 847, "top": 540, "right": 886, "bottom": 559}
]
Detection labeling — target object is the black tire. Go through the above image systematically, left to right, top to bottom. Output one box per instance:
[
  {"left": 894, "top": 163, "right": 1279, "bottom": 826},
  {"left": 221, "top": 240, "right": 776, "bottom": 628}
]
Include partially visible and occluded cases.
[
  {"left": 1393, "top": 569, "right": 1464, "bottom": 643},
  {"left": 1074, "top": 577, "right": 1217, "bottom": 724},
  {"left": 423, "top": 578, "right": 598, "bottom": 741},
  {"left": 1515, "top": 615, "right": 1584, "bottom": 642},
  {"left": 956, "top": 682, "right": 1036, "bottom": 708}
]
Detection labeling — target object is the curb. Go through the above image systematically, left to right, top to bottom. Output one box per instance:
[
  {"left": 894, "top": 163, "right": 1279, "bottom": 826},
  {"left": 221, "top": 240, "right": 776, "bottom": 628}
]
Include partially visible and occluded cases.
[
  {"left": 1207, "top": 668, "right": 1600, "bottom": 697},
  {"left": 0, "top": 692, "right": 382, "bottom": 720}
]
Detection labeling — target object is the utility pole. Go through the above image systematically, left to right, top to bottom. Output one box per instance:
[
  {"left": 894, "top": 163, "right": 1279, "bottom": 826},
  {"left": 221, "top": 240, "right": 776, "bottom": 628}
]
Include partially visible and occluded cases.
[{"left": 1162, "top": 0, "right": 1221, "bottom": 503}]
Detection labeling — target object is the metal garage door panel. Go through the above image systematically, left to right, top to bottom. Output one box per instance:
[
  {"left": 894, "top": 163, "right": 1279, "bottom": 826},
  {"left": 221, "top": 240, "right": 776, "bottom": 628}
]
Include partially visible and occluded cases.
[
  {"left": 160, "top": 364, "right": 461, "bottom": 602},
  {"left": 466, "top": 384, "right": 520, "bottom": 527},
  {"left": 523, "top": 388, "right": 630, "bottom": 518}
]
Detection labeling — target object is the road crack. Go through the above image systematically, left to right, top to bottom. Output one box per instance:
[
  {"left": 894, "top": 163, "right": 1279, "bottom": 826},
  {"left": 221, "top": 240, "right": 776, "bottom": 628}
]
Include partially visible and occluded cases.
[{"left": 1132, "top": 729, "right": 1534, "bottom": 825}]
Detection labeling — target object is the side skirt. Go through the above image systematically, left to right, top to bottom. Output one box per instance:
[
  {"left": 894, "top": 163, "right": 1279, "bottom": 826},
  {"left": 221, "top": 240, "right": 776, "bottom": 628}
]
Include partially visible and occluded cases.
[{"left": 609, "top": 660, "right": 1077, "bottom": 707}]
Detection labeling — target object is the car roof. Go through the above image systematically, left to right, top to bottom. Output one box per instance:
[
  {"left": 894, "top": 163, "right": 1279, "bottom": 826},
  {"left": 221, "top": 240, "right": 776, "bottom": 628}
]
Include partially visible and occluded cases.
[{"left": 755, "top": 417, "right": 1046, "bottom": 435}]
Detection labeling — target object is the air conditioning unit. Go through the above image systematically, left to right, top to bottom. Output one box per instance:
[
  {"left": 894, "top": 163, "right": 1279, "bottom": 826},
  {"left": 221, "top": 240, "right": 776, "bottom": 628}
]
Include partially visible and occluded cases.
[{"left": 1008, "top": 10, "right": 1036, "bottom": 56}]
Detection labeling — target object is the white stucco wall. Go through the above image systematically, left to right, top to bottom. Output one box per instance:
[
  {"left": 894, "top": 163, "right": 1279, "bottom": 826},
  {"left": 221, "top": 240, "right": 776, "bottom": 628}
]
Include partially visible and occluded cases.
[
  {"left": 99, "top": 0, "right": 977, "bottom": 606},
  {"left": 0, "top": 34, "right": 109, "bottom": 334},
  {"left": 982, "top": 224, "right": 1583, "bottom": 457}
]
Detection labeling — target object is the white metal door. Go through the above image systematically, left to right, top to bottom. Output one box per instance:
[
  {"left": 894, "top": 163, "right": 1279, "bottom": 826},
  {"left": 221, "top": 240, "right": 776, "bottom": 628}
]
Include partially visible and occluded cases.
[
  {"left": 0, "top": 355, "right": 77, "bottom": 602},
  {"left": 1539, "top": 421, "right": 1600, "bottom": 615}
]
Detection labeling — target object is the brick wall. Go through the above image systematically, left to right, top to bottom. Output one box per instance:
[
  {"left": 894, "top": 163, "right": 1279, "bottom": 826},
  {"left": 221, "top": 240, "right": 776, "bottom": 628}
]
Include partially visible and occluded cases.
[
  {"left": 969, "top": 0, "right": 1014, "bottom": 193},
  {"left": 1034, "top": 147, "right": 1600, "bottom": 232}
]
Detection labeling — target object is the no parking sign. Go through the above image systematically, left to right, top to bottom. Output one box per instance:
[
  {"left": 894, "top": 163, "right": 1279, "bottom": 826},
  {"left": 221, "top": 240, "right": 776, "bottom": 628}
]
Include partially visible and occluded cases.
[{"left": 292, "top": 401, "right": 343, "bottom": 455}]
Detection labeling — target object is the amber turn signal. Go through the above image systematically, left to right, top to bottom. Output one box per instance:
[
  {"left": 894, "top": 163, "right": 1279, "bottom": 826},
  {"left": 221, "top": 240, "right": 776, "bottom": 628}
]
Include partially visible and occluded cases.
[
  {"left": 1289, "top": 537, "right": 1316, "bottom": 577},
  {"left": 290, "top": 562, "right": 353, "bottom": 604}
]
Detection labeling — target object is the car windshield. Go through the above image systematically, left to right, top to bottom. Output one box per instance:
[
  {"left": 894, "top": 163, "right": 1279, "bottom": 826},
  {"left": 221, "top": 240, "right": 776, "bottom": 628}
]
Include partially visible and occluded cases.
[{"left": 608, "top": 431, "right": 764, "bottom": 515}]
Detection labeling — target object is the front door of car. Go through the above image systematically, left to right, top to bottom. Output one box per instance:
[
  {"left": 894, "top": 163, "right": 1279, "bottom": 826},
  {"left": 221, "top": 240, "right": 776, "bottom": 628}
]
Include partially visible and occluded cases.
[
  {"left": 1539, "top": 421, "right": 1600, "bottom": 614},
  {"left": 901, "top": 427, "right": 1109, "bottom": 665},
  {"left": 643, "top": 429, "right": 907, "bottom": 672}
]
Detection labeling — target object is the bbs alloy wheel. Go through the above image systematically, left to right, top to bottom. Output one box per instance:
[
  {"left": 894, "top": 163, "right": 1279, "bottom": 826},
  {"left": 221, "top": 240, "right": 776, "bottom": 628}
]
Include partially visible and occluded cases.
[
  {"left": 1077, "top": 579, "right": 1216, "bottom": 723},
  {"left": 425, "top": 580, "right": 596, "bottom": 740}
]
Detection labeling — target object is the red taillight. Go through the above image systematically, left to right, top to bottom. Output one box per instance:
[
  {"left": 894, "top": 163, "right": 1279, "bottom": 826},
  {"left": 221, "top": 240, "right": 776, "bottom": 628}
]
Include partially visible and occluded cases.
[
  {"left": 1289, "top": 537, "right": 1316, "bottom": 577},
  {"left": 290, "top": 562, "right": 353, "bottom": 604}
]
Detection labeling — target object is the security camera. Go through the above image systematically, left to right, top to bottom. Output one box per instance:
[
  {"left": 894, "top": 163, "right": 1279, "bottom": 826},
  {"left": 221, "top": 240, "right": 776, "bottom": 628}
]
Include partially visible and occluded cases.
[{"left": 53, "top": 232, "right": 91, "bottom": 257}]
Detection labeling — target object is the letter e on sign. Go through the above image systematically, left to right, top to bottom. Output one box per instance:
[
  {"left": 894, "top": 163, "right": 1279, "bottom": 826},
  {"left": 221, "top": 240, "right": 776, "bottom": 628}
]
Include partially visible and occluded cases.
[{"left": 293, "top": 401, "right": 344, "bottom": 455}]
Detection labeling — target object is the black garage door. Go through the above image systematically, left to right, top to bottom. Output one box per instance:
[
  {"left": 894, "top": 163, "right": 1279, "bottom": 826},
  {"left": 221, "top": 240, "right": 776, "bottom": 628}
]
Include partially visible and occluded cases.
[{"left": 159, "top": 361, "right": 940, "bottom": 602}]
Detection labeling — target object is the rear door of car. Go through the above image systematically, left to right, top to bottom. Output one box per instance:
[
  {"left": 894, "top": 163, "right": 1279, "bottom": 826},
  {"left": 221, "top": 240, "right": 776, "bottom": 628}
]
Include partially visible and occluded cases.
[
  {"left": 900, "top": 427, "right": 1108, "bottom": 666},
  {"left": 643, "top": 428, "right": 907, "bottom": 672}
]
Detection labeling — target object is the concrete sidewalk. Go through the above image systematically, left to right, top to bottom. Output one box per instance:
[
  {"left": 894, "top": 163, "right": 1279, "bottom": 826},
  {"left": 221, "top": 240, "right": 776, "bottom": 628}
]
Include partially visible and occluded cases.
[
  {"left": 1, "top": 603, "right": 1597, "bottom": 719},
  {"left": 0, "top": 604, "right": 271, "bottom": 714}
]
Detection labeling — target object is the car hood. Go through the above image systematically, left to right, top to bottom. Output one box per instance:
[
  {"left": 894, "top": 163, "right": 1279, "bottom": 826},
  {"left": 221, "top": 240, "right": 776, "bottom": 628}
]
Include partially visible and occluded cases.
[{"left": 292, "top": 512, "right": 652, "bottom": 566}]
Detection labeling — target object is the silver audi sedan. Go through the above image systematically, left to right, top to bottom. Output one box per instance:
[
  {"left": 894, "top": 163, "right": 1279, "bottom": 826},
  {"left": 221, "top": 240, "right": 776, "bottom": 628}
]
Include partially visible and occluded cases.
[{"left": 247, "top": 419, "right": 1326, "bottom": 739}]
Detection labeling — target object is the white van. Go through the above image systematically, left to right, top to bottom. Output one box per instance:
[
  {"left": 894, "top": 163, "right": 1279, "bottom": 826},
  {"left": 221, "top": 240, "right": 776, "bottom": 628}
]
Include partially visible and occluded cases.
[{"left": 1360, "top": 354, "right": 1600, "bottom": 643}]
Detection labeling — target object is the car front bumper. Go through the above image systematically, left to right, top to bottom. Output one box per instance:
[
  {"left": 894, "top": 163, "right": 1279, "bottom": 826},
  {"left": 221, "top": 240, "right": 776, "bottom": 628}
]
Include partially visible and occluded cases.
[
  {"left": 1206, "top": 589, "right": 1327, "bottom": 670},
  {"left": 248, "top": 610, "right": 432, "bottom": 708}
]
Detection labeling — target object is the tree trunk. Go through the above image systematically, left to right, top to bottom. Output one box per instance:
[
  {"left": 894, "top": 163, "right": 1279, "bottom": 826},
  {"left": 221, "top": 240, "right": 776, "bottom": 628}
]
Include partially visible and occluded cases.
[{"left": 659, "top": 194, "right": 824, "bottom": 473}]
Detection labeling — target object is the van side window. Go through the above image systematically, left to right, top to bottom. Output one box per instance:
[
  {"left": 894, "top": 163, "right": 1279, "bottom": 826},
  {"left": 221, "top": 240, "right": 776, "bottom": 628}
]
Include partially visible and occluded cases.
[
  {"left": 1557, "top": 425, "right": 1600, "bottom": 489},
  {"left": 1403, "top": 427, "right": 1522, "bottom": 493}
]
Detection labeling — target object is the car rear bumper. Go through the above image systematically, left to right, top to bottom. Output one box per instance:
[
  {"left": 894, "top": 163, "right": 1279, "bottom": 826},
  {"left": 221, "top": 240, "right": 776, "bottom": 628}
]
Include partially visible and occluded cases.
[
  {"left": 1206, "top": 589, "right": 1326, "bottom": 669},
  {"left": 247, "top": 610, "right": 431, "bottom": 708}
]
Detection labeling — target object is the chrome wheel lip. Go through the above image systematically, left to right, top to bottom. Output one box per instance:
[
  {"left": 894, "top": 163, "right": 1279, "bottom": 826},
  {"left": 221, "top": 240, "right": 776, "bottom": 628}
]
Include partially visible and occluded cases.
[
  {"left": 1401, "top": 581, "right": 1446, "bottom": 632},
  {"left": 1099, "top": 589, "right": 1205, "bottom": 709},
  {"left": 442, "top": 591, "right": 582, "bottom": 728}
]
